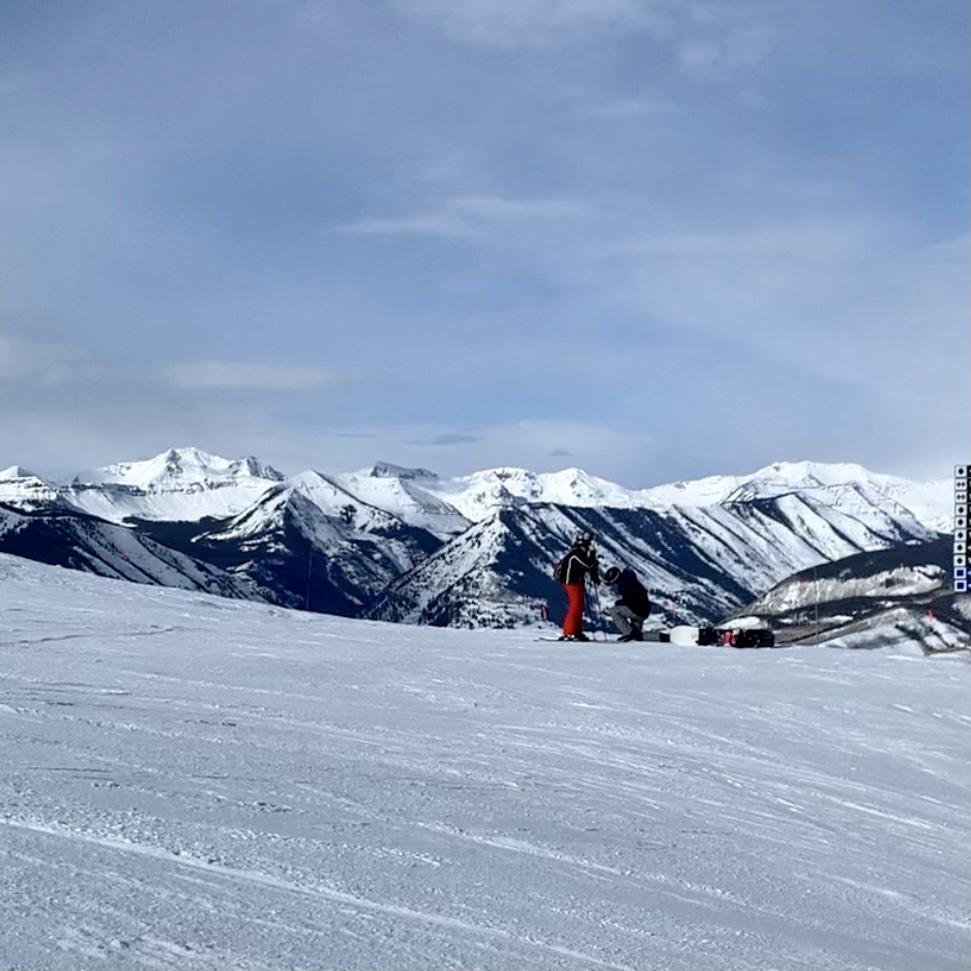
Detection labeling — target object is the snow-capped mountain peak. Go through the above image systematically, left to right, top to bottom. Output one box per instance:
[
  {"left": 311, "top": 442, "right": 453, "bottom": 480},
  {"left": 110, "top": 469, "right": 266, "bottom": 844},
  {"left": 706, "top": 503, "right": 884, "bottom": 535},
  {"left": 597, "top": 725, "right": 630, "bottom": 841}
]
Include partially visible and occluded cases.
[
  {"left": 58, "top": 447, "right": 285, "bottom": 523},
  {"left": 74, "top": 447, "right": 284, "bottom": 490},
  {"left": 231, "top": 455, "right": 284, "bottom": 480},
  {"left": 380, "top": 459, "right": 953, "bottom": 531},
  {"left": 749, "top": 459, "right": 886, "bottom": 489},
  {"left": 638, "top": 460, "right": 950, "bottom": 529},
  {"left": 640, "top": 460, "right": 852, "bottom": 508},
  {"left": 370, "top": 462, "right": 438, "bottom": 480},
  {"left": 733, "top": 462, "right": 951, "bottom": 532},
  {"left": 0, "top": 465, "right": 41, "bottom": 481},
  {"left": 419, "top": 466, "right": 642, "bottom": 521},
  {"left": 0, "top": 467, "right": 60, "bottom": 510},
  {"left": 539, "top": 467, "right": 643, "bottom": 507},
  {"left": 277, "top": 470, "right": 440, "bottom": 541},
  {"left": 288, "top": 470, "right": 362, "bottom": 513},
  {"left": 331, "top": 470, "right": 469, "bottom": 538}
]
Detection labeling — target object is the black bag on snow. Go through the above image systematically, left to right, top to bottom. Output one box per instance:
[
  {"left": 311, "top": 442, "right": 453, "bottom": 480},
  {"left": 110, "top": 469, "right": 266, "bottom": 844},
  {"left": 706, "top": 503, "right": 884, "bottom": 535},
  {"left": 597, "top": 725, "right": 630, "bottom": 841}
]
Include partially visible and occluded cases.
[{"left": 733, "top": 629, "right": 775, "bottom": 648}]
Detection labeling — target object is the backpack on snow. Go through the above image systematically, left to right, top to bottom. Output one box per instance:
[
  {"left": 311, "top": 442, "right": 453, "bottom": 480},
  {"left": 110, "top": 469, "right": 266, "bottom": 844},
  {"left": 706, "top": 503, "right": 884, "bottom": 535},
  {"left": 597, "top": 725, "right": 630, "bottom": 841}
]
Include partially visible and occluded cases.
[{"left": 733, "top": 628, "right": 775, "bottom": 648}]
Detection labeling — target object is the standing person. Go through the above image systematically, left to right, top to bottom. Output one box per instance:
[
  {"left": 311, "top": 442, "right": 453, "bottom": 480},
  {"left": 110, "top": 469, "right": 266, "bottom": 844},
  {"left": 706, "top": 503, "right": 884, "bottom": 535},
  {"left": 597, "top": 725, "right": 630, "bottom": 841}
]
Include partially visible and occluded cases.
[
  {"left": 555, "top": 532, "right": 600, "bottom": 642},
  {"left": 602, "top": 565, "right": 651, "bottom": 641}
]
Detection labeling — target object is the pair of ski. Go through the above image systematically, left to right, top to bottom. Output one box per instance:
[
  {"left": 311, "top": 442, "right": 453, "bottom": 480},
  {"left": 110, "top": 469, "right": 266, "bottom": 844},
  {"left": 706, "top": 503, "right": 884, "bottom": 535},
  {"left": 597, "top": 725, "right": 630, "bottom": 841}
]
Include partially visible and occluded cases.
[{"left": 539, "top": 626, "right": 776, "bottom": 647}]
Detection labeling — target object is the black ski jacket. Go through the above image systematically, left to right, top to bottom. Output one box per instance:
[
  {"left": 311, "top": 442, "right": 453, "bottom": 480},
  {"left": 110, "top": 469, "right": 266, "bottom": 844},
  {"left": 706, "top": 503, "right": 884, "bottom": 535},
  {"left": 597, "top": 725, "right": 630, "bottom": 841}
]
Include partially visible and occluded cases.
[
  {"left": 561, "top": 545, "right": 600, "bottom": 586},
  {"left": 610, "top": 567, "right": 651, "bottom": 617}
]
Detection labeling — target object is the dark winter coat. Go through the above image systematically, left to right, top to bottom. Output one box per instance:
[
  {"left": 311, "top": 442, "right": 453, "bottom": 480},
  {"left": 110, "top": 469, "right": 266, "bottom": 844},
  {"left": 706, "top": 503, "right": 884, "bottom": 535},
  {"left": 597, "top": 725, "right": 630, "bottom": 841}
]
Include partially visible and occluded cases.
[
  {"left": 561, "top": 544, "right": 600, "bottom": 586},
  {"left": 609, "top": 567, "right": 651, "bottom": 617}
]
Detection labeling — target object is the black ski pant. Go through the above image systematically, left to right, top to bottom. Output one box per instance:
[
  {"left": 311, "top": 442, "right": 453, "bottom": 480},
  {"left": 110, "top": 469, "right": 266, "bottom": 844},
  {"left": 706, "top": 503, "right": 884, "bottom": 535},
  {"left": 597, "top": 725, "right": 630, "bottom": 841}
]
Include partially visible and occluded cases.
[{"left": 609, "top": 604, "right": 645, "bottom": 638}]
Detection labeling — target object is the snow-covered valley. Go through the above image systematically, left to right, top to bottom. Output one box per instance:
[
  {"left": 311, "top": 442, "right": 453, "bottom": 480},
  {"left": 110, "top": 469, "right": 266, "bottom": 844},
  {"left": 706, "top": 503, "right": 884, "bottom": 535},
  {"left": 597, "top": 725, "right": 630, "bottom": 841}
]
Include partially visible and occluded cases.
[{"left": 1, "top": 555, "right": 968, "bottom": 970}]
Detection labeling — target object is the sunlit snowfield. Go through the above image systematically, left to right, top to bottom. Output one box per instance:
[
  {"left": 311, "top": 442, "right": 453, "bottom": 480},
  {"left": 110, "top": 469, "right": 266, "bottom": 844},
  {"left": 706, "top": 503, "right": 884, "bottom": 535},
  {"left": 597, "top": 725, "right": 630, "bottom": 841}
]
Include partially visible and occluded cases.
[{"left": 2, "top": 554, "right": 969, "bottom": 970}]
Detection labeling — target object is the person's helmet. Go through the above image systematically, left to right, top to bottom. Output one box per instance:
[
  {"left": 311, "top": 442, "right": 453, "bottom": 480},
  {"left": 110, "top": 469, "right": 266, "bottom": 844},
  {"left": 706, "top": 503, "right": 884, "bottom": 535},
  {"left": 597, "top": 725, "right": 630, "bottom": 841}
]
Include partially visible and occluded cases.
[
  {"left": 575, "top": 530, "right": 595, "bottom": 547},
  {"left": 604, "top": 565, "right": 620, "bottom": 584}
]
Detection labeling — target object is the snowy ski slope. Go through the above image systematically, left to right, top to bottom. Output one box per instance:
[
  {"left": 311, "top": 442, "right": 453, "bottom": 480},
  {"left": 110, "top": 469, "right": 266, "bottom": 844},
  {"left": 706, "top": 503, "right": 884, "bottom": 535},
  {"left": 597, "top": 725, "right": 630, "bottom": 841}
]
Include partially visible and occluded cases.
[{"left": 1, "top": 554, "right": 969, "bottom": 970}]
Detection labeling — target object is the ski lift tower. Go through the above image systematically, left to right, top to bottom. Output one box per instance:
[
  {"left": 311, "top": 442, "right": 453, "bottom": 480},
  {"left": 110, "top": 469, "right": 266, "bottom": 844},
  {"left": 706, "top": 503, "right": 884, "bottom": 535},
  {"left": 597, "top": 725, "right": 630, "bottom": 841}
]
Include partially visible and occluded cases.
[{"left": 955, "top": 465, "right": 969, "bottom": 593}]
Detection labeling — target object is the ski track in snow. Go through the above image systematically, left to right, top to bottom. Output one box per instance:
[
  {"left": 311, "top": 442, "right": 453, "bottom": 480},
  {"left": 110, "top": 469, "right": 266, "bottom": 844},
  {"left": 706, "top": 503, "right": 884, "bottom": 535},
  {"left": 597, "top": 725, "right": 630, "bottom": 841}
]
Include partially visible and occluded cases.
[{"left": 1, "top": 558, "right": 969, "bottom": 970}]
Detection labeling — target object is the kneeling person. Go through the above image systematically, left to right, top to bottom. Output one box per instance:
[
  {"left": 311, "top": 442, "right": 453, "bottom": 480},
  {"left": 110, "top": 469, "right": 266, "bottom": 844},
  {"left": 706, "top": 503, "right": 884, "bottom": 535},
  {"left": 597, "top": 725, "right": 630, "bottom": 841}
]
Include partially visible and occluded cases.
[{"left": 603, "top": 565, "right": 651, "bottom": 642}]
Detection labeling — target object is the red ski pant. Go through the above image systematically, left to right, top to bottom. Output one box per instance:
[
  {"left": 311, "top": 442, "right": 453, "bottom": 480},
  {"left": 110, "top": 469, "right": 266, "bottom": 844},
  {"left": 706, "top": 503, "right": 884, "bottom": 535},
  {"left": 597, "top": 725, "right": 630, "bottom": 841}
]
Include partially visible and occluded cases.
[{"left": 562, "top": 583, "right": 585, "bottom": 637}]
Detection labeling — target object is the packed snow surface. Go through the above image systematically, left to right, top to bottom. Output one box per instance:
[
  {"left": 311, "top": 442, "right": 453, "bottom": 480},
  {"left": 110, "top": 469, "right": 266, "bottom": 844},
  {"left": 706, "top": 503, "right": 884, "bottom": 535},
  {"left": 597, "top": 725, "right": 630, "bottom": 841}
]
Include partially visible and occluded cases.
[{"left": 1, "top": 554, "right": 969, "bottom": 971}]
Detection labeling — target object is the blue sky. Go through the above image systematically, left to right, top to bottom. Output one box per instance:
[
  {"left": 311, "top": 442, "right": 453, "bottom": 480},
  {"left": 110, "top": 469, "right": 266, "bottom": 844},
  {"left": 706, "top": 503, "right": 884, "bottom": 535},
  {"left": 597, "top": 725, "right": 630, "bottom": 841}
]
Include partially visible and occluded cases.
[{"left": 1, "top": 0, "right": 967, "bottom": 485}]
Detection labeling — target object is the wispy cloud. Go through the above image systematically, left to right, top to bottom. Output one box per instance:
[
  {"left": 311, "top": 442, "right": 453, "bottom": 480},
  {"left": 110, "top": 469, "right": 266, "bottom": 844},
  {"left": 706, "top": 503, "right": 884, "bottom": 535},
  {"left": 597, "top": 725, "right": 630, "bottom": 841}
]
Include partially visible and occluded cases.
[
  {"left": 391, "top": 0, "right": 668, "bottom": 49},
  {"left": 392, "top": 0, "right": 775, "bottom": 76},
  {"left": 678, "top": 23, "right": 775, "bottom": 78},
  {"left": 579, "top": 95, "right": 675, "bottom": 120},
  {"left": 338, "top": 193, "right": 589, "bottom": 238},
  {"left": 448, "top": 194, "right": 589, "bottom": 219},
  {"left": 337, "top": 213, "right": 476, "bottom": 238},
  {"left": 607, "top": 221, "right": 970, "bottom": 393},
  {"left": 0, "top": 332, "right": 86, "bottom": 387},
  {"left": 165, "top": 361, "right": 340, "bottom": 393},
  {"left": 430, "top": 433, "right": 479, "bottom": 446}
]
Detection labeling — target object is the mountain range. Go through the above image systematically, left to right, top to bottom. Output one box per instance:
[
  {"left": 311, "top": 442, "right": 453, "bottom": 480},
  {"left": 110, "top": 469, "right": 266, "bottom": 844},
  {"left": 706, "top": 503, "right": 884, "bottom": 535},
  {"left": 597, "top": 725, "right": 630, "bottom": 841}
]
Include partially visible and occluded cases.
[{"left": 0, "top": 448, "right": 959, "bottom": 647}]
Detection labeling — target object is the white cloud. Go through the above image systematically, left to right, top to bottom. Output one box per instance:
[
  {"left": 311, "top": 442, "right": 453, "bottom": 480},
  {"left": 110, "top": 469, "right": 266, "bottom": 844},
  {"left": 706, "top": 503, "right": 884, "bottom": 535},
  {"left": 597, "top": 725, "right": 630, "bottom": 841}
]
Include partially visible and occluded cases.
[
  {"left": 392, "top": 0, "right": 668, "bottom": 49},
  {"left": 393, "top": 0, "right": 775, "bottom": 75},
  {"left": 679, "top": 23, "right": 775, "bottom": 77},
  {"left": 582, "top": 95, "right": 675, "bottom": 119},
  {"left": 338, "top": 193, "right": 589, "bottom": 238},
  {"left": 449, "top": 194, "right": 589, "bottom": 219},
  {"left": 337, "top": 213, "right": 475, "bottom": 238},
  {"left": 606, "top": 221, "right": 970, "bottom": 393},
  {"left": 0, "top": 332, "right": 86, "bottom": 387},
  {"left": 0, "top": 334, "right": 19, "bottom": 378},
  {"left": 165, "top": 361, "right": 340, "bottom": 393}
]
